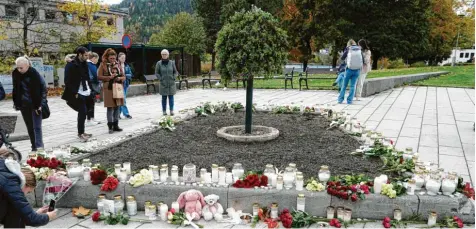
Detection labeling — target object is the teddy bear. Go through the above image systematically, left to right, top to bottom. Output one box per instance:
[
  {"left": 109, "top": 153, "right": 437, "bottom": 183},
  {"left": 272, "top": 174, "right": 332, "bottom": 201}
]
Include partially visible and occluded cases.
[
  {"left": 177, "top": 189, "right": 205, "bottom": 221},
  {"left": 202, "top": 194, "right": 224, "bottom": 221}
]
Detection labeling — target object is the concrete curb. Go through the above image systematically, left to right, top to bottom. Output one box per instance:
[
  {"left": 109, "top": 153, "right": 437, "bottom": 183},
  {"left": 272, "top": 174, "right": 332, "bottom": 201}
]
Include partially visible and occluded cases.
[
  {"left": 362, "top": 71, "right": 450, "bottom": 97},
  {"left": 127, "top": 80, "right": 211, "bottom": 97},
  {"left": 33, "top": 180, "right": 475, "bottom": 223}
]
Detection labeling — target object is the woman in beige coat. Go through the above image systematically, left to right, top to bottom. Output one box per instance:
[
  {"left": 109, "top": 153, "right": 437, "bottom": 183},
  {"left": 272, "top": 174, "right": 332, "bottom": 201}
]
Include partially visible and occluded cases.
[
  {"left": 354, "top": 39, "right": 371, "bottom": 100},
  {"left": 97, "top": 48, "right": 125, "bottom": 134}
]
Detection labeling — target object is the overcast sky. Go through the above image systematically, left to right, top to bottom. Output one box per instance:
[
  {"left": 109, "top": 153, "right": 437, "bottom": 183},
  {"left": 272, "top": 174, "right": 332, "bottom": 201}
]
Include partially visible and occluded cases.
[{"left": 103, "top": 0, "right": 122, "bottom": 5}]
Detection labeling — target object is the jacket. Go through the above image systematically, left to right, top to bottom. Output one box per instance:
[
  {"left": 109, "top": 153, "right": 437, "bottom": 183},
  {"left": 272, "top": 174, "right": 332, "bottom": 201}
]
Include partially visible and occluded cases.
[
  {"left": 341, "top": 45, "right": 365, "bottom": 71},
  {"left": 62, "top": 59, "right": 92, "bottom": 111},
  {"left": 155, "top": 60, "right": 178, "bottom": 96},
  {"left": 87, "top": 61, "right": 99, "bottom": 84},
  {"left": 98, "top": 62, "right": 125, "bottom": 108},
  {"left": 119, "top": 63, "right": 133, "bottom": 89},
  {"left": 12, "top": 68, "right": 47, "bottom": 110},
  {"left": 0, "top": 81, "right": 5, "bottom": 101},
  {"left": 0, "top": 159, "right": 49, "bottom": 227}
]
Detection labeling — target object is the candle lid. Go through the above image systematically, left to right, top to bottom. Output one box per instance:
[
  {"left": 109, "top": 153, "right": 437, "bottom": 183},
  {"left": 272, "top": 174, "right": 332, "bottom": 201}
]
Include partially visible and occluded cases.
[
  {"left": 405, "top": 147, "right": 413, "bottom": 151},
  {"left": 83, "top": 159, "right": 90, "bottom": 163},
  {"left": 123, "top": 162, "right": 131, "bottom": 164},
  {"left": 234, "top": 163, "right": 242, "bottom": 166},
  {"left": 289, "top": 163, "right": 296, "bottom": 168},
  {"left": 114, "top": 164, "right": 121, "bottom": 168},
  {"left": 161, "top": 164, "right": 168, "bottom": 168},
  {"left": 212, "top": 164, "right": 218, "bottom": 168},
  {"left": 265, "top": 164, "right": 274, "bottom": 169},
  {"left": 149, "top": 165, "right": 155, "bottom": 169},
  {"left": 172, "top": 165, "right": 178, "bottom": 169},
  {"left": 320, "top": 165, "right": 329, "bottom": 170},
  {"left": 152, "top": 166, "right": 159, "bottom": 171},
  {"left": 218, "top": 166, "right": 226, "bottom": 171},
  {"left": 171, "top": 167, "right": 178, "bottom": 171},
  {"left": 296, "top": 171, "right": 303, "bottom": 176},
  {"left": 296, "top": 174, "right": 304, "bottom": 180},
  {"left": 277, "top": 175, "right": 283, "bottom": 180},
  {"left": 408, "top": 179, "right": 416, "bottom": 184},
  {"left": 298, "top": 193, "right": 305, "bottom": 198},
  {"left": 97, "top": 194, "right": 106, "bottom": 199},
  {"left": 113, "top": 195, "right": 122, "bottom": 200},
  {"left": 127, "top": 196, "right": 135, "bottom": 201},
  {"left": 157, "top": 202, "right": 163, "bottom": 206},
  {"left": 271, "top": 203, "right": 278, "bottom": 207},
  {"left": 148, "top": 205, "right": 156, "bottom": 210},
  {"left": 394, "top": 209, "right": 401, "bottom": 212},
  {"left": 430, "top": 211, "right": 437, "bottom": 216}
]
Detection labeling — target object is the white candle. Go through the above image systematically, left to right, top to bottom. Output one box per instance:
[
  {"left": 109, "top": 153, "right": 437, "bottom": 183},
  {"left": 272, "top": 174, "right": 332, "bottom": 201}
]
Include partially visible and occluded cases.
[
  {"left": 123, "top": 162, "right": 131, "bottom": 175},
  {"left": 211, "top": 164, "right": 219, "bottom": 183},
  {"left": 83, "top": 167, "right": 91, "bottom": 181},
  {"left": 218, "top": 167, "right": 226, "bottom": 185},
  {"left": 160, "top": 168, "right": 167, "bottom": 182},
  {"left": 205, "top": 172, "right": 212, "bottom": 184},
  {"left": 225, "top": 172, "right": 234, "bottom": 184},
  {"left": 270, "top": 174, "right": 277, "bottom": 188},
  {"left": 379, "top": 174, "right": 388, "bottom": 184},
  {"left": 373, "top": 177, "right": 383, "bottom": 194},
  {"left": 171, "top": 201, "right": 180, "bottom": 212},
  {"left": 160, "top": 203, "right": 168, "bottom": 221}
]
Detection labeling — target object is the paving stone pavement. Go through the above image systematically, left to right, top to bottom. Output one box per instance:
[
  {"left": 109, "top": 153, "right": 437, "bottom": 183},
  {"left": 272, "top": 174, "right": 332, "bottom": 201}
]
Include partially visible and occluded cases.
[{"left": 0, "top": 87, "right": 474, "bottom": 186}]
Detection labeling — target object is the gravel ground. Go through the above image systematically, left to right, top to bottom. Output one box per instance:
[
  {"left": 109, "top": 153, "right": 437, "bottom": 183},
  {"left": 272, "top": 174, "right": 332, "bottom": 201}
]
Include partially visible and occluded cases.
[
  {"left": 91, "top": 113, "right": 383, "bottom": 178},
  {"left": 0, "top": 116, "right": 17, "bottom": 134}
]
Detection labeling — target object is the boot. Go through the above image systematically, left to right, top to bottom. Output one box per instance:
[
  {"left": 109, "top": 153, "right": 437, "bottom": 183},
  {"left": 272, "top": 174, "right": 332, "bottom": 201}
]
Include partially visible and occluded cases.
[
  {"left": 113, "top": 121, "right": 123, "bottom": 132},
  {"left": 107, "top": 122, "right": 114, "bottom": 134}
]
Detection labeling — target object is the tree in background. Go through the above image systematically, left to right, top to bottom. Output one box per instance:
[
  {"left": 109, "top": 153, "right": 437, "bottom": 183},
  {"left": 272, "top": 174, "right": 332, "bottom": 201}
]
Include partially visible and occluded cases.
[
  {"left": 59, "top": 0, "right": 117, "bottom": 52},
  {"left": 193, "top": 0, "right": 223, "bottom": 70},
  {"left": 215, "top": 6, "right": 288, "bottom": 133}
]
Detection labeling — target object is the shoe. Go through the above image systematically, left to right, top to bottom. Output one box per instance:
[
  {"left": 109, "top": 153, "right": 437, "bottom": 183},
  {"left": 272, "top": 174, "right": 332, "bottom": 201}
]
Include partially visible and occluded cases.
[
  {"left": 332, "top": 82, "right": 337, "bottom": 86},
  {"left": 170, "top": 111, "right": 174, "bottom": 116},
  {"left": 163, "top": 112, "right": 167, "bottom": 116},
  {"left": 126, "top": 115, "right": 132, "bottom": 119},
  {"left": 86, "top": 120, "right": 94, "bottom": 126},
  {"left": 113, "top": 121, "right": 123, "bottom": 132},
  {"left": 108, "top": 122, "right": 114, "bottom": 134},
  {"left": 83, "top": 133, "right": 93, "bottom": 137},
  {"left": 78, "top": 134, "right": 90, "bottom": 142}
]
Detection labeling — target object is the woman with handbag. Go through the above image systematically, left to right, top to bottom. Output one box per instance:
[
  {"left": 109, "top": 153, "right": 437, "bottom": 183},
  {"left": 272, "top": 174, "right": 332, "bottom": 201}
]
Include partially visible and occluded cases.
[
  {"left": 97, "top": 48, "right": 125, "bottom": 134},
  {"left": 12, "top": 56, "right": 47, "bottom": 152}
]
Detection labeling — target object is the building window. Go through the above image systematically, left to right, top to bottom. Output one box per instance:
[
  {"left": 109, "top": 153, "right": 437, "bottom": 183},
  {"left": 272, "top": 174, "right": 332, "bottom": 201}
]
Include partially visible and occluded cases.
[
  {"left": 5, "top": 5, "right": 19, "bottom": 18},
  {"left": 27, "top": 7, "right": 38, "bottom": 19},
  {"left": 45, "top": 10, "right": 56, "bottom": 20},
  {"left": 465, "top": 52, "right": 469, "bottom": 58},
  {"left": 460, "top": 53, "right": 464, "bottom": 58},
  {"left": 471, "top": 53, "right": 474, "bottom": 59}
]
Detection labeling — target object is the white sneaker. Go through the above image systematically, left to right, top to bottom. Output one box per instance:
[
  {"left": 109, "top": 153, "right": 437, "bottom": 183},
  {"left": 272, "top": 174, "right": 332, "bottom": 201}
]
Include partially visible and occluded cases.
[{"left": 86, "top": 121, "right": 95, "bottom": 126}]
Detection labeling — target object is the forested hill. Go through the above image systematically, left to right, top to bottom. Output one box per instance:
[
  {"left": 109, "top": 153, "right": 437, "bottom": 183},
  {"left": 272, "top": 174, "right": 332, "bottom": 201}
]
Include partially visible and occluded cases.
[{"left": 112, "top": 0, "right": 193, "bottom": 43}]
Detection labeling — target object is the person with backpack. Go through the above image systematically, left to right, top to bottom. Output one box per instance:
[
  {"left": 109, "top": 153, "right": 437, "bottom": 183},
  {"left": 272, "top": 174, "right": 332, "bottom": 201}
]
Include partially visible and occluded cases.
[
  {"left": 338, "top": 39, "right": 364, "bottom": 104},
  {"left": 354, "top": 39, "right": 371, "bottom": 100},
  {"left": 332, "top": 46, "right": 349, "bottom": 89}
]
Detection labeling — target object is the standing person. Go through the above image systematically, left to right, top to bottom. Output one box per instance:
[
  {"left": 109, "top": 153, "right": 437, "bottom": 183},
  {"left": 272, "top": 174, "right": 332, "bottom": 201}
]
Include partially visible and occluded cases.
[
  {"left": 338, "top": 39, "right": 364, "bottom": 104},
  {"left": 354, "top": 39, "right": 371, "bottom": 100},
  {"left": 332, "top": 46, "right": 349, "bottom": 89},
  {"left": 62, "top": 47, "right": 93, "bottom": 142},
  {"left": 98, "top": 48, "right": 125, "bottom": 134},
  {"left": 155, "top": 49, "right": 178, "bottom": 116},
  {"left": 86, "top": 52, "right": 101, "bottom": 125},
  {"left": 118, "top": 52, "right": 133, "bottom": 119},
  {"left": 63, "top": 54, "right": 76, "bottom": 85},
  {"left": 12, "top": 57, "right": 46, "bottom": 152},
  {"left": 0, "top": 81, "right": 5, "bottom": 101},
  {"left": 0, "top": 158, "right": 57, "bottom": 228}
]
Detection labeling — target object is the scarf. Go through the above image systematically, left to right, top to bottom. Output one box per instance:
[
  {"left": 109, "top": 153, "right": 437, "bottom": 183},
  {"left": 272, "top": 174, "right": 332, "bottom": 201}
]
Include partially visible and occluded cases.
[
  {"left": 75, "top": 59, "right": 89, "bottom": 91},
  {"left": 107, "top": 62, "right": 120, "bottom": 90}
]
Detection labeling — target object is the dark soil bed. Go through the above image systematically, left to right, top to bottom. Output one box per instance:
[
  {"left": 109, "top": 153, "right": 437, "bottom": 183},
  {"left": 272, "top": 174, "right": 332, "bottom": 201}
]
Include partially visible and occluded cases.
[
  {"left": 91, "top": 113, "right": 383, "bottom": 178},
  {"left": 0, "top": 116, "right": 17, "bottom": 134}
]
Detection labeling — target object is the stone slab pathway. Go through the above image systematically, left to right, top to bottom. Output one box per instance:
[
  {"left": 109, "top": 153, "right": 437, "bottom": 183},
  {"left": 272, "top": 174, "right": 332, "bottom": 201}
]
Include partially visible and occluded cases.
[{"left": 0, "top": 87, "right": 474, "bottom": 185}]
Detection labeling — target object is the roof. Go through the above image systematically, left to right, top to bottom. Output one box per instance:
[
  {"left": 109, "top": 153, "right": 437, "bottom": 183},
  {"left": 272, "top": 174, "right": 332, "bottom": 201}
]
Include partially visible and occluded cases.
[{"left": 85, "top": 42, "right": 184, "bottom": 50}]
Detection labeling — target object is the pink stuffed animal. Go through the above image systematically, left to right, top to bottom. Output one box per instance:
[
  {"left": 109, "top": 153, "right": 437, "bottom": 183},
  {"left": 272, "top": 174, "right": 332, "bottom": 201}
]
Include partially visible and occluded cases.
[{"left": 177, "top": 189, "right": 206, "bottom": 221}]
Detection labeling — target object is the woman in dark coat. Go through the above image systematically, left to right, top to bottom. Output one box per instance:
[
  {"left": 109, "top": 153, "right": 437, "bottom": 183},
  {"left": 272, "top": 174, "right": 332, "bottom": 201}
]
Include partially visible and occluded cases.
[
  {"left": 155, "top": 49, "right": 178, "bottom": 116},
  {"left": 0, "top": 156, "right": 56, "bottom": 228}
]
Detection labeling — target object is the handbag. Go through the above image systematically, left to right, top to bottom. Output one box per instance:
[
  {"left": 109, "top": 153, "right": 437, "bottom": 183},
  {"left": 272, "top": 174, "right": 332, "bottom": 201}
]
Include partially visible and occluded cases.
[
  {"left": 112, "top": 82, "right": 124, "bottom": 99},
  {"left": 41, "top": 101, "right": 50, "bottom": 119}
]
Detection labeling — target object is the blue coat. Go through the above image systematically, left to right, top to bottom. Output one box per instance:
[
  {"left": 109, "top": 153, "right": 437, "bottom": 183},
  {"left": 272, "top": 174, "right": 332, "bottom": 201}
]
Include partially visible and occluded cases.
[{"left": 0, "top": 160, "right": 49, "bottom": 227}]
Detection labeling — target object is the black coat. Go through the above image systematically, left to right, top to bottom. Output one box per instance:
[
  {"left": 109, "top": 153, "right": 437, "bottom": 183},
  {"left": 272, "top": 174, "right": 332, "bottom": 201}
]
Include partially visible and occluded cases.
[
  {"left": 61, "top": 59, "right": 92, "bottom": 111},
  {"left": 12, "top": 68, "right": 47, "bottom": 110},
  {"left": 0, "top": 81, "right": 5, "bottom": 101},
  {"left": 0, "top": 160, "right": 49, "bottom": 227}
]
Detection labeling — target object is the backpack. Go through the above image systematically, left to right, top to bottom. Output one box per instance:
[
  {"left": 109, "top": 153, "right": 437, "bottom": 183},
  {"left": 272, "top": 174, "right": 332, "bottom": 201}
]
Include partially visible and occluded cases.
[{"left": 346, "top": 46, "right": 363, "bottom": 70}]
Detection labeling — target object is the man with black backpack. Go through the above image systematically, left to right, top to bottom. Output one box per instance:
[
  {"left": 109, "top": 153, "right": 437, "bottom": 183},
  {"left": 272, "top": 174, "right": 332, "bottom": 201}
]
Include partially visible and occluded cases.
[{"left": 338, "top": 39, "right": 364, "bottom": 104}]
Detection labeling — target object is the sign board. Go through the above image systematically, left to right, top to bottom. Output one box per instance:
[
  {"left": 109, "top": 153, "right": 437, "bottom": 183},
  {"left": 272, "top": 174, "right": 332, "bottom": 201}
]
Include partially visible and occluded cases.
[
  {"left": 122, "top": 34, "right": 132, "bottom": 49},
  {"left": 29, "top": 57, "right": 44, "bottom": 77},
  {"left": 43, "top": 65, "right": 54, "bottom": 86},
  {"left": 57, "top": 68, "right": 65, "bottom": 87}
]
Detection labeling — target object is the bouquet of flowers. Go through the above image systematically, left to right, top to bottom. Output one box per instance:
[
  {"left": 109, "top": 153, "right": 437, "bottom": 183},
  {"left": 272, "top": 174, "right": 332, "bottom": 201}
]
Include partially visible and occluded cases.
[
  {"left": 158, "top": 116, "right": 175, "bottom": 131},
  {"left": 27, "top": 156, "right": 63, "bottom": 169},
  {"left": 25, "top": 166, "right": 54, "bottom": 181},
  {"left": 90, "top": 168, "right": 107, "bottom": 185},
  {"left": 128, "top": 169, "right": 153, "bottom": 187},
  {"left": 42, "top": 171, "right": 78, "bottom": 206},
  {"left": 233, "top": 173, "right": 268, "bottom": 188},
  {"left": 326, "top": 175, "right": 372, "bottom": 202},
  {"left": 101, "top": 176, "right": 119, "bottom": 192},
  {"left": 167, "top": 209, "right": 203, "bottom": 228},
  {"left": 279, "top": 209, "right": 321, "bottom": 228}
]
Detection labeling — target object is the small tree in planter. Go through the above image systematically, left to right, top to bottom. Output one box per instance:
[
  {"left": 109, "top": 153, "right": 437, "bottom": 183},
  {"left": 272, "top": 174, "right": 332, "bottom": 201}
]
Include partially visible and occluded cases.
[{"left": 215, "top": 6, "right": 288, "bottom": 133}]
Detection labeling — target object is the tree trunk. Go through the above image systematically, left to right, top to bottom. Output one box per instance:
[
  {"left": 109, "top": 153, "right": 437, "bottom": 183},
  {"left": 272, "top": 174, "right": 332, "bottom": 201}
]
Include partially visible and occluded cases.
[
  {"left": 22, "top": 7, "right": 28, "bottom": 55},
  {"left": 331, "top": 40, "right": 339, "bottom": 68},
  {"left": 211, "top": 52, "right": 216, "bottom": 71},
  {"left": 372, "top": 54, "right": 379, "bottom": 70},
  {"left": 302, "top": 60, "right": 308, "bottom": 72},
  {"left": 245, "top": 76, "right": 253, "bottom": 134}
]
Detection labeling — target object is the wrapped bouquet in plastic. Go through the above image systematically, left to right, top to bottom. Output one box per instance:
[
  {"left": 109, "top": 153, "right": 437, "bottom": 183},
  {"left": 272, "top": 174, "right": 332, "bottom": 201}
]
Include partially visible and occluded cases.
[{"left": 42, "top": 171, "right": 79, "bottom": 206}]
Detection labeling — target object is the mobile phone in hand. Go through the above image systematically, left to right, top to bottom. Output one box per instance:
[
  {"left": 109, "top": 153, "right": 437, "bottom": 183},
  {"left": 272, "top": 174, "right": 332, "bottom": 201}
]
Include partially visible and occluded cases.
[{"left": 48, "top": 200, "right": 56, "bottom": 212}]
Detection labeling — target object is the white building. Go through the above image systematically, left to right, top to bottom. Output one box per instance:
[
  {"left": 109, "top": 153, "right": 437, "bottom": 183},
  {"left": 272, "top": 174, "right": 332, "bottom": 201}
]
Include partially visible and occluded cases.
[
  {"left": 0, "top": 0, "right": 127, "bottom": 57},
  {"left": 439, "top": 48, "right": 475, "bottom": 65}
]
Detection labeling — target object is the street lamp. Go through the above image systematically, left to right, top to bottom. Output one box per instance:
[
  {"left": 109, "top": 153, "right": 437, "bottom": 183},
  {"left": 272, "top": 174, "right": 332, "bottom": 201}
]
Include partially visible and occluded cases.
[{"left": 452, "top": 12, "right": 466, "bottom": 67}]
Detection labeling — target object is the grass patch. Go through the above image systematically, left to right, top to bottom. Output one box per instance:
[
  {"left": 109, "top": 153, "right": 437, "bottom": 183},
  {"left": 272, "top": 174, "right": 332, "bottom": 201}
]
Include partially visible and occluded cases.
[{"left": 409, "top": 65, "right": 474, "bottom": 88}]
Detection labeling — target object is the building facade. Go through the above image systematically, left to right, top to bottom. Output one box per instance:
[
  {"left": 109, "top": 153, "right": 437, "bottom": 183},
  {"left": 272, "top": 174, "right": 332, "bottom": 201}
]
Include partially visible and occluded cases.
[
  {"left": 0, "top": 0, "right": 127, "bottom": 58},
  {"left": 439, "top": 48, "right": 475, "bottom": 66}
]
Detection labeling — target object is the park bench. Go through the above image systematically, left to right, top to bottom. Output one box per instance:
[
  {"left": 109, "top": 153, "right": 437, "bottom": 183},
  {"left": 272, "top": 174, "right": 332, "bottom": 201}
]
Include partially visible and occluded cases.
[
  {"left": 298, "top": 68, "right": 336, "bottom": 90},
  {"left": 201, "top": 71, "right": 220, "bottom": 89},
  {"left": 144, "top": 74, "right": 157, "bottom": 94},
  {"left": 177, "top": 74, "right": 189, "bottom": 90}
]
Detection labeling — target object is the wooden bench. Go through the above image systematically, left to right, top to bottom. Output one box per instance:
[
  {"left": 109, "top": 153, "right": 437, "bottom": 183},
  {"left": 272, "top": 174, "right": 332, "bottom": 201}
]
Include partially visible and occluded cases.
[
  {"left": 284, "top": 67, "right": 295, "bottom": 90},
  {"left": 298, "top": 68, "right": 337, "bottom": 90},
  {"left": 201, "top": 71, "right": 220, "bottom": 89},
  {"left": 144, "top": 74, "right": 158, "bottom": 94},
  {"left": 177, "top": 74, "right": 189, "bottom": 90}
]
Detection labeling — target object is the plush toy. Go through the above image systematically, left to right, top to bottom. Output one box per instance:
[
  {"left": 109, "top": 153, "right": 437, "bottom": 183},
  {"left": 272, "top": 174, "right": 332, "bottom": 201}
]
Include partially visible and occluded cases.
[
  {"left": 177, "top": 189, "right": 206, "bottom": 221},
  {"left": 202, "top": 194, "right": 224, "bottom": 221}
]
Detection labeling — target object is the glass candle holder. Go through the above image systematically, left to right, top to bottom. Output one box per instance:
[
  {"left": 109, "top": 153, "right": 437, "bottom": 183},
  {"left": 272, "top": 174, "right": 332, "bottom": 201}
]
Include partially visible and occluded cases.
[
  {"left": 403, "top": 147, "right": 413, "bottom": 160},
  {"left": 82, "top": 159, "right": 92, "bottom": 169},
  {"left": 67, "top": 162, "right": 82, "bottom": 178},
  {"left": 123, "top": 162, "right": 131, "bottom": 175},
  {"left": 232, "top": 163, "right": 244, "bottom": 182},
  {"left": 288, "top": 163, "right": 297, "bottom": 175},
  {"left": 114, "top": 164, "right": 122, "bottom": 175},
  {"left": 161, "top": 164, "right": 169, "bottom": 178},
  {"left": 183, "top": 164, "right": 196, "bottom": 183},
  {"left": 211, "top": 164, "right": 219, "bottom": 183},
  {"left": 263, "top": 164, "right": 275, "bottom": 178},
  {"left": 318, "top": 165, "right": 331, "bottom": 183},
  {"left": 152, "top": 166, "right": 159, "bottom": 180},
  {"left": 218, "top": 166, "right": 226, "bottom": 185},
  {"left": 83, "top": 167, "right": 91, "bottom": 181},
  {"left": 171, "top": 167, "right": 179, "bottom": 182},
  {"left": 283, "top": 167, "right": 294, "bottom": 189},
  {"left": 119, "top": 168, "right": 128, "bottom": 183},
  {"left": 160, "top": 168, "right": 167, "bottom": 182},
  {"left": 200, "top": 168, "right": 207, "bottom": 182},
  {"left": 205, "top": 172, "right": 212, "bottom": 184},
  {"left": 225, "top": 172, "right": 234, "bottom": 184},
  {"left": 270, "top": 173, "right": 277, "bottom": 188},
  {"left": 295, "top": 174, "right": 304, "bottom": 191},
  {"left": 276, "top": 175, "right": 284, "bottom": 190},
  {"left": 406, "top": 179, "right": 416, "bottom": 195},
  {"left": 97, "top": 194, "right": 106, "bottom": 213},
  {"left": 296, "top": 194, "right": 305, "bottom": 211},
  {"left": 113, "top": 195, "right": 124, "bottom": 215},
  {"left": 126, "top": 196, "right": 137, "bottom": 216},
  {"left": 144, "top": 201, "right": 151, "bottom": 216},
  {"left": 171, "top": 201, "right": 180, "bottom": 212},
  {"left": 159, "top": 202, "right": 168, "bottom": 221},
  {"left": 252, "top": 203, "right": 259, "bottom": 216},
  {"left": 270, "top": 203, "right": 279, "bottom": 219},
  {"left": 148, "top": 205, "right": 157, "bottom": 220},
  {"left": 326, "top": 206, "right": 335, "bottom": 219},
  {"left": 336, "top": 207, "right": 344, "bottom": 220},
  {"left": 343, "top": 209, "right": 352, "bottom": 222},
  {"left": 394, "top": 209, "right": 402, "bottom": 221},
  {"left": 427, "top": 212, "right": 437, "bottom": 226}
]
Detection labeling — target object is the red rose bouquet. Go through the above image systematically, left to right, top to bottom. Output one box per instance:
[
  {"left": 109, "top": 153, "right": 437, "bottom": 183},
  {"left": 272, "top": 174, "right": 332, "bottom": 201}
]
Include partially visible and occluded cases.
[
  {"left": 27, "top": 156, "right": 62, "bottom": 169},
  {"left": 90, "top": 169, "right": 107, "bottom": 185},
  {"left": 233, "top": 173, "right": 268, "bottom": 188},
  {"left": 101, "top": 176, "right": 119, "bottom": 191},
  {"left": 278, "top": 209, "right": 320, "bottom": 228}
]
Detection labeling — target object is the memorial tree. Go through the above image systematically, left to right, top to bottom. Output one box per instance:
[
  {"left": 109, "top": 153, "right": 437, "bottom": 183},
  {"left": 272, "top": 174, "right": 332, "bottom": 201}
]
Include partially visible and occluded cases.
[{"left": 215, "top": 6, "right": 288, "bottom": 133}]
